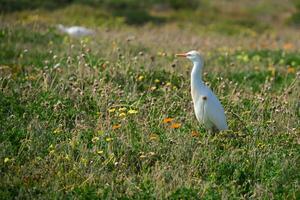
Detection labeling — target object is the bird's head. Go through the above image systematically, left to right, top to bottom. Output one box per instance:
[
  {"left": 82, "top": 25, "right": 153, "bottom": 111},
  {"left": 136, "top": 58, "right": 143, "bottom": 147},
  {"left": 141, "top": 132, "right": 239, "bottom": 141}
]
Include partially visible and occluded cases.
[{"left": 176, "top": 50, "right": 202, "bottom": 63}]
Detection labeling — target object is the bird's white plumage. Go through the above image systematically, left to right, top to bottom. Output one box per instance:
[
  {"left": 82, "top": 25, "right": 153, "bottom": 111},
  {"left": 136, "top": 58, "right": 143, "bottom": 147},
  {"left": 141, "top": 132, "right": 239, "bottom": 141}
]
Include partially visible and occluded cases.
[
  {"left": 57, "top": 24, "right": 94, "bottom": 37},
  {"left": 176, "top": 50, "right": 228, "bottom": 132}
]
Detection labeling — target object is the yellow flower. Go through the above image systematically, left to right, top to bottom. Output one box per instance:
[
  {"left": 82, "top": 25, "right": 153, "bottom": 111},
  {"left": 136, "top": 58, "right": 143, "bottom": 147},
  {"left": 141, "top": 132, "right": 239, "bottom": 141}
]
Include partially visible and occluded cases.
[
  {"left": 138, "top": 75, "right": 144, "bottom": 81},
  {"left": 154, "top": 79, "right": 160, "bottom": 83},
  {"left": 166, "top": 82, "right": 172, "bottom": 87},
  {"left": 150, "top": 86, "right": 157, "bottom": 91},
  {"left": 119, "top": 107, "right": 127, "bottom": 111},
  {"left": 108, "top": 108, "right": 116, "bottom": 113},
  {"left": 128, "top": 109, "right": 138, "bottom": 114},
  {"left": 119, "top": 112, "right": 126, "bottom": 118},
  {"left": 53, "top": 127, "right": 61, "bottom": 134},
  {"left": 149, "top": 133, "right": 159, "bottom": 141},
  {"left": 92, "top": 137, "right": 100, "bottom": 143},
  {"left": 105, "top": 137, "right": 113, "bottom": 142},
  {"left": 97, "top": 150, "right": 104, "bottom": 154},
  {"left": 4, "top": 157, "right": 10, "bottom": 163}
]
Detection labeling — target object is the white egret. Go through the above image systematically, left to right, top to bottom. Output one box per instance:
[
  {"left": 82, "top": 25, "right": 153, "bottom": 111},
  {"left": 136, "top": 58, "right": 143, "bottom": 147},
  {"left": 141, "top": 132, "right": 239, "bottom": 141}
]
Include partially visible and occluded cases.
[
  {"left": 57, "top": 24, "right": 94, "bottom": 37},
  {"left": 176, "top": 50, "right": 228, "bottom": 132}
]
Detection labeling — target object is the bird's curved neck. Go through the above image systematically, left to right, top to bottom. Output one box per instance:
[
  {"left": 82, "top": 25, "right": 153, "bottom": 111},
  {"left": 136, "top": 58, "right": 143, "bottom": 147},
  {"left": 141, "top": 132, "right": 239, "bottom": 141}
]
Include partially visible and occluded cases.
[{"left": 191, "top": 61, "right": 203, "bottom": 85}]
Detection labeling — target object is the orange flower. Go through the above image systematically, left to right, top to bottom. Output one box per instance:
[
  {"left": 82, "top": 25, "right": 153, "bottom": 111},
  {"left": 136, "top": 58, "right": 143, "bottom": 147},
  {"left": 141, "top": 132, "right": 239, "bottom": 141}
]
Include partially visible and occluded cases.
[
  {"left": 283, "top": 43, "right": 294, "bottom": 50},
  {"left": 287, "top": 66, "right": 295, "bottom": 74},
  {"left": 163, "top": 118, "right": 173, "bottom": 123},
  {"left": 170, "top": 123, "right": 181, "bottom": 129},
  {"left": 112, "top": 124, "right": 121, "bottom": 130},
  {"left": 191, "top": 131, "right": 199, "bottom": 137}
]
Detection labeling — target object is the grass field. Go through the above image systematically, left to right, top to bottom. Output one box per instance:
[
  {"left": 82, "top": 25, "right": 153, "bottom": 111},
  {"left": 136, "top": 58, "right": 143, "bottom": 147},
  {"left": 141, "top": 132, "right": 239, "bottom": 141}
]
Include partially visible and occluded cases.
[{"left": 0, "top": 1, "right": 300, "bottom": 199}]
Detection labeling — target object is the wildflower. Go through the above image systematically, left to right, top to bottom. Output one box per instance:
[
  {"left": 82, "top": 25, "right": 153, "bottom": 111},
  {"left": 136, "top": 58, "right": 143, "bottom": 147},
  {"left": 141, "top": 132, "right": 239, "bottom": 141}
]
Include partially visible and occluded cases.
[
  {"left": 283, "top": 43, "right": 294, "bottom": 50},
  {"left": 157, "top": 52, "right": 167, "bottom": 57},
  {"left": 54, "top": 63, "right": 60, "bottom": 69},
  {"left": 287, "top": 66, "right": 295, "bottom": 74},
  {"left": 138, "top": 75, "right": 144, "bottom": 81},
  {"left": 154, "top": 79, "right": 160, "bottom": 83},
  {"left": 166, "top": 82, "right": 172, "bottom": 87},
  {"left": 150, "top": 86, "right": 157, "bottom": 91},
  {"left": 119, "top": 107, "right": 127, "bottom": 111},
  {"left": 108, "top": 108, "right": 116, "bottom": 113},
  {"left": 128, "top": 109, "right": 138, "bottom": 114},
  {"left": 119, "top": 112, "right": 126, "bottom": 118},
  {"left": 163, "top": 118, "right": 173, "bottom": 123},
  {"left": 170, "top": 123, "right": 181, "bottom": 129},
  {"left": 112, "top": 124, "right": 121, "bottom": 130},
  {"left": 53, "top": 127, "right": 62, "bottom": 134},
  {"left": 191, "top": 131, "right": 199, "bottom": 137},
  {"left": 149, "top": 133, "right": 159, "bottom": 140},
  {"left": 92, "top": 136, "right": 100, "bottom": 143},
  {"left": 105, "top": 137, "right": 113, "bottom": 142},
  {"left": 97, "top": 150, "right": 104, "bottom": 154},
  {"left": 139, "top": 154, "right": 147, "bottom": 158},
  {"left": 4, "top": 157, "right": 10, "bottom": 163}
]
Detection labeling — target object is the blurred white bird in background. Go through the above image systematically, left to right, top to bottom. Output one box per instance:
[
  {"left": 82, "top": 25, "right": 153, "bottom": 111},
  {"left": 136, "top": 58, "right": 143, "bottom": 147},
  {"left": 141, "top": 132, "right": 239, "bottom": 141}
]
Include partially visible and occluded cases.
[
  {"left": 57, "top": 24, "right": 94, "bottom": 37},
  {"left": 176, "top": 50, "right": 228, "bottom": 133}
]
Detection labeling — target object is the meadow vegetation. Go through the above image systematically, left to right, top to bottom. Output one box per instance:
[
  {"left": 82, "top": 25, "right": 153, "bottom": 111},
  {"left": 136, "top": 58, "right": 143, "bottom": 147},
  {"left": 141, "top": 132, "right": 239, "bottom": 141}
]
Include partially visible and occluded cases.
[{"left": 0, "top": 0, "right": 299, "bottom": 199}]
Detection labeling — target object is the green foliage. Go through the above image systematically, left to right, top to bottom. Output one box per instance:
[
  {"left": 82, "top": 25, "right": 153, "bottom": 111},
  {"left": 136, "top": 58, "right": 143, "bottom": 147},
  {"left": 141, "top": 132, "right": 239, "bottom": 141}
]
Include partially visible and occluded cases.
[
  {"left": 289, "top": 0, "right": 300, "bottom": 25},
  {"left": 0, "top": 2, "right": 299, "bottom": 199}
]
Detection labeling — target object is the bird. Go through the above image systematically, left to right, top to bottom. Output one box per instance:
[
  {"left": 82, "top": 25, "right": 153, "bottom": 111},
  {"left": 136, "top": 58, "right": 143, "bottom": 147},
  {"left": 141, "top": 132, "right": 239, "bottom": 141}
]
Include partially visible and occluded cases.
[
  {"left": 57, "top": 24, "right": 94, "bottom": 37},
  {"left": 176, "top": 50, "right": 228, "bottom": 133}
]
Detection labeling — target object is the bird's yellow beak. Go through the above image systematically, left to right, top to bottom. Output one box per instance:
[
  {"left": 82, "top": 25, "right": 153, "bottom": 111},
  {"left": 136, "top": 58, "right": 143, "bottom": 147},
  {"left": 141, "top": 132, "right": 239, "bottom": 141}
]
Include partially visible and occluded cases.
[{"left": 175, "top": 53, "right": 187, "bottom": 57}]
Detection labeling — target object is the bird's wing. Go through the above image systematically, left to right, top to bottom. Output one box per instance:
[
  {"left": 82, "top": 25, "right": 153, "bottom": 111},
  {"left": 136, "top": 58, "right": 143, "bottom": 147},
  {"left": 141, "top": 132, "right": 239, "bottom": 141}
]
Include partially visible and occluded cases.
[{"left": 206, "top": 92, "right": 228, "bottom": 131}]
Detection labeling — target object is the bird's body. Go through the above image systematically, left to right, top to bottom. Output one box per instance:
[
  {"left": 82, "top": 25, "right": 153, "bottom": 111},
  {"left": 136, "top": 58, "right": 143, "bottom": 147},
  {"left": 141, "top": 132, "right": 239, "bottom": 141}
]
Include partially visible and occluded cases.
[
  {"left": 57, "top": 24, "right": 94, "bottom": 37},
  {"left": 176, "top": 50, "right": 228, "bottom": 132}
]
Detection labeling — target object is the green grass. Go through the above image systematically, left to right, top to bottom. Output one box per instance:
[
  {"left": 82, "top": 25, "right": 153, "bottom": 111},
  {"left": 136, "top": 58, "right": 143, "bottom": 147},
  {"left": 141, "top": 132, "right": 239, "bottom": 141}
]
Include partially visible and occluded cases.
[{"left": 1, "top": 2, "right": 300, "bottom": 199}]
